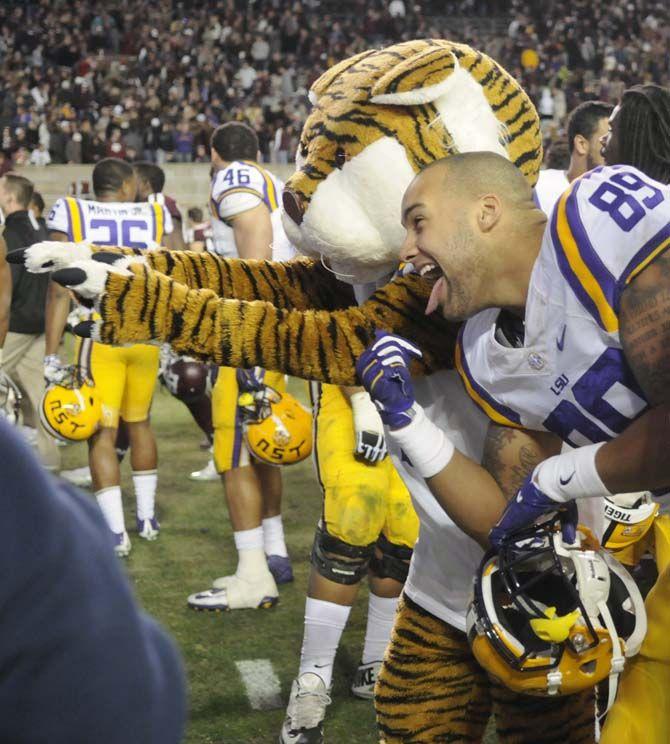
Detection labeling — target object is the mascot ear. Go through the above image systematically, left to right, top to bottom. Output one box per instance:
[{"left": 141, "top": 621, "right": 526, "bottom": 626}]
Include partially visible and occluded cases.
[
  {"left": 370, "top": 46, "right": 459, "bottom": 105},
  {"left": 309, "top": 50, "right": 377, "bottom": 105}
]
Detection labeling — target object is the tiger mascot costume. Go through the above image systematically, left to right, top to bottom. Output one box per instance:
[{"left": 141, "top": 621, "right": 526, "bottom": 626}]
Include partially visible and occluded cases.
[{"left": 18, "top": 40, "right": 607, "bottom": 743}]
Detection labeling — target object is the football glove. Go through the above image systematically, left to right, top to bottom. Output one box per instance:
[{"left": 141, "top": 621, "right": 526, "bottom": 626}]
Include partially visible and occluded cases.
[
  {"left": 356, "top": 331, "right": 422, "bottom": 430},
  {"left": 43, "top": 354, "right": 68, "bottom": 385},
  {"left": 236, "top": 367, "right": 265, "bottom": 393},
  {"left": 349, "top": 390, "right": 387, "bottom": 464},
  {"left": 489, "top": 472, "right": 578, "bottom": 549}
]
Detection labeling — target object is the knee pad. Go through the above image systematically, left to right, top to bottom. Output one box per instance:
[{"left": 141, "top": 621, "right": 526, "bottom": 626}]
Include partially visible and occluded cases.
[
  {"left": 311, "top": 521, "right": 374, "bottom": 585},
  {"left": 369, "top": 533, "right": 413, "bottom": 583}
]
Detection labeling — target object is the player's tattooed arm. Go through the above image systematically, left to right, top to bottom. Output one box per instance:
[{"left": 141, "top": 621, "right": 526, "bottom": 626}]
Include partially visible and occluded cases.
[
  {"left": 620, "top": 248, "right": 670, "bottom": 406},
  {"left": 482, "top": 424, "right": 562, "bottom": 501}
]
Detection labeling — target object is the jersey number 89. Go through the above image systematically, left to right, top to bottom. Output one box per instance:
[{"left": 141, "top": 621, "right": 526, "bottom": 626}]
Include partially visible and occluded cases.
[{"left": 589, "top": 171, "right": 663, "bottom": 232}]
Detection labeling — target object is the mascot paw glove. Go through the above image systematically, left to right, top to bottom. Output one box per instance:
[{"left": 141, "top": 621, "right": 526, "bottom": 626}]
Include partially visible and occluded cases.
[
  {"left": 8, "top": 240, "right": 93, "bottom": 273},
  {"left": 356, "top": 331, "right": 422, "bottom": 430}
]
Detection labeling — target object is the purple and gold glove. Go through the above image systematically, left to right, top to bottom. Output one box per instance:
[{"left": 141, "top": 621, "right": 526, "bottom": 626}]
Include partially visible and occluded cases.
[
  {"left": 356, "top": 331, "right": 422, "bottom": 430},
  {"left": 236, "top": 367, "right": 265, "bottom": 393},
  {"left": 490, "top": 473, "right": 578, "bottom": 548}
]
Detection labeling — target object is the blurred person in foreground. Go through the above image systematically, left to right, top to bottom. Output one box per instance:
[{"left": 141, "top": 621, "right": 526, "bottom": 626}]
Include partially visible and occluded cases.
[{"left": 0, "top": 415, "right": 186, "bottom": 744}]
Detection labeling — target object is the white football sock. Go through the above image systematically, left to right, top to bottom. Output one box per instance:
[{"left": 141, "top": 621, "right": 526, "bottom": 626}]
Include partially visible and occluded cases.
[
  {"left": 133, "top": 469, "right": 157, "bottom": 521},
  {"left": 95, "top": 486, "right": 126, "bottom": 534},
  {"left": 262, "top": 515, "right": 288, "bottom": 557},
  {"left": 234, "top": 526, "right": 269, "bottom": 581},
  {"left": 361, "top": 593, "right": 399, "bottom": 664},
  {"left": 298, "top": 597, "right": 351, "bottom": 688}
]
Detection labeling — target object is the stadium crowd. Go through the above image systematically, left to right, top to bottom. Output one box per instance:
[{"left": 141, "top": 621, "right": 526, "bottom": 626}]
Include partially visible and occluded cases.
[{"left": 0, "top": 0, "right": 667, "bottom": 170}]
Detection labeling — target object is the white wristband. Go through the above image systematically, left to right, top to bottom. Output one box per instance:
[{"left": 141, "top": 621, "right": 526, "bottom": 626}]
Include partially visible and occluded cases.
[
  {"left": 0, "top": 347, "right": 3, "bottom": 366},
  {"left": 386, "top": 404, "right": 455, "bottom": 479},
  {"left": 533, "top": 442, "right": 611, "bottom": 503}
]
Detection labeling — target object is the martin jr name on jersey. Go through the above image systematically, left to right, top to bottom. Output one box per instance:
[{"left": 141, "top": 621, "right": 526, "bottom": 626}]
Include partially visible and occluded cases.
[
  {"left": 458, "top": 164, "right": 670, "bottom": 447},
  {"left": 47, "top": 196, "right": 173, "bottom": 248}
]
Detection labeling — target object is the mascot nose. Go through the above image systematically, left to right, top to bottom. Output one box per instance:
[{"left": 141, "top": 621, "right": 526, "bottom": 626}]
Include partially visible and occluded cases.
[{"left": 282, "top": 188, "right": 304, "bottom": 226}]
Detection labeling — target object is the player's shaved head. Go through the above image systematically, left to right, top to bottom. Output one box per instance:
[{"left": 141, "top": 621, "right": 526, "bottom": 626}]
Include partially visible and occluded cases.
[
  {"left": 400, "top": 151, "right": 546, "bottom": 320},
  {"left": 426, "top": 152, "right": 531, "bottom": 202}
]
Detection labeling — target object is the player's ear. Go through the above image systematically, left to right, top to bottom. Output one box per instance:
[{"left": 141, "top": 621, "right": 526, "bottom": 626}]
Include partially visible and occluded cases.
[
  {"left": 573, "top": 133, "right": 588, "bottom": 157},
  {"left": 477, "top": 194, "right": 502, "bottom": 233}
]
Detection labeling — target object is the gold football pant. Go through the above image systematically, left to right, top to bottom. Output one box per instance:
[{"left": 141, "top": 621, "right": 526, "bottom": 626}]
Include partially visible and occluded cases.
[
  {"left": 81, "top": 339, "right": 159, "bottom": 428},
  {"left": 212, "top": 367, "right": 286, "bottom": 473},
  {"left": 311, "top": 383, "right": 418, "bottom": 550},
  {"left": 600, "top": 515, "right": 670, "bottom": 744},
  {"left": 376, "top": 594, "right": 595, "bottom": 744}
]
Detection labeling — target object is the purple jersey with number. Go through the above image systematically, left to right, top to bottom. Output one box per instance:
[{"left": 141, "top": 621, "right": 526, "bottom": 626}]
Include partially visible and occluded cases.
[{"left": 457, "top": 164, "right": 670, "bottom": 447}]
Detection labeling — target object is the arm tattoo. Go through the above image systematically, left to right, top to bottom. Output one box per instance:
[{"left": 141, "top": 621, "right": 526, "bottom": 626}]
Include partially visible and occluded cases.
[
  {"left": 620, "top": 249, "right": 670, "bottom": 406},
  {"left": 482, "top": 424, "right": 560, "bottom": 501}
]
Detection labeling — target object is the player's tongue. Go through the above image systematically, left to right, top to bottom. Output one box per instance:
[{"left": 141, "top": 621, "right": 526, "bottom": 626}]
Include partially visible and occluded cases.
[{"left": 425, "top": 275, "right": 445, "bottom": 315}]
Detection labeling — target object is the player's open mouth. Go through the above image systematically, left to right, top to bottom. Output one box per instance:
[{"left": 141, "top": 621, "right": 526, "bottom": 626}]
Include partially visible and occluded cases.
[{"left": 417, "top": 263, "right": 442, "bottom": 281}]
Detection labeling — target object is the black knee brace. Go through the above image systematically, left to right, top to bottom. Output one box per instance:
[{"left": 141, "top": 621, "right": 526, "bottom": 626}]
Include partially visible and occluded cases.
[
  {"left": 311, "top": 521, "right": 375, "bottom": 585},
  {"left": 369, "top": 533, "right": 413, "bottom": 583}
]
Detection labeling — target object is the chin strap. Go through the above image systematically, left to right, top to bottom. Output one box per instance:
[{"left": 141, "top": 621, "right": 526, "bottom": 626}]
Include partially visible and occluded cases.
[
  {"left": 319, "top": 253, "right": 356, "bottom": 280},
  {"left": 597, "top": 598, "right": 625, "bottom": 718}
]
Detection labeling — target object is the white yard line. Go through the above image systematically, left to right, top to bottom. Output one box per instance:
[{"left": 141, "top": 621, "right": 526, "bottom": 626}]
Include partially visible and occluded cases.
[{"left": 235, "top": 659, "right": 283, "bottom": 710}]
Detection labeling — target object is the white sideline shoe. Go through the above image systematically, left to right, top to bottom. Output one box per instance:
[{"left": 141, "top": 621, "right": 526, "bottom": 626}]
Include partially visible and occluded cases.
[
  {"left": 189, "top": 458, "right": 218, "bottom": 481},
  {"left": 60, "top": 465, "right": 93, "bottom": 487},
  {"left": 137, "top": 517, "right": 160, "bottom": 541},
  {"left": 113, "top": 531, "right": 132, "bottom": 558},
  {"left": 187, "top": 572, "right": 278, "bottom": 611},
  {"left": 350, "top": 659, "right": 382, "bottom": 699},
  {"left": 279, "top": 673, "right": 331, "bottom": 743}
]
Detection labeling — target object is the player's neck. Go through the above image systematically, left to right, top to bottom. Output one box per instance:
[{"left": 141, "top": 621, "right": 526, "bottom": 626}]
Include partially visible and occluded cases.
[
  {"left": 566, "top": 155, "right": 587, "bottom": 183},
  {"left": 94, "top": 192, "right": 123, "bottom": 203},
  {"left": 493, "top": 214, "right": 545, "bottom": 316}
]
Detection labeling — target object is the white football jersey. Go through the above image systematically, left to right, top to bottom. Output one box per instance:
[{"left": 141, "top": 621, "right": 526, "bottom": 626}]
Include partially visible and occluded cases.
[
  {"left": 208, "top": 160, "right": 295, "bottom": 261},
  {"left": 458, "top": 165, "right": 670, "bottom": 448},
  {"left": 534, "top": 167, "right": 569, "bottom": 216},
  {"left": 47, "top": 197, "right": 173, "bottom": 248},
  {"left": 355, "top": 277, "right": 489, "bottom": 631}
]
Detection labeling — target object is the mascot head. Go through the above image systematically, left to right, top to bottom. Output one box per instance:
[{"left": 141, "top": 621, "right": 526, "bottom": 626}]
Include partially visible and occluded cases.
[{"left": 282, "top": 39, "right": 542, "bottom": 284}]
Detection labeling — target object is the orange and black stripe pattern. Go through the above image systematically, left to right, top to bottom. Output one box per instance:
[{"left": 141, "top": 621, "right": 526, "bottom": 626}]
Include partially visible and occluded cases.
[
  {"left": 286, "top": 39, "right": 542, "bottom": 209},
  {"left": 94, "top": 254, "right": 460, "bottom": 385},
  {"left": 376, "top": 594, "right": 595, "bottom": 744}
]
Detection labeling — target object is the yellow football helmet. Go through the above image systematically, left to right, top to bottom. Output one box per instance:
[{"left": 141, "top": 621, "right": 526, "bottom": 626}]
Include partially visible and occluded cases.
[
  {"left": 40, "top": 367, "right": 102, "bottom": 442},
  {"left": 238, "top": 387, "right": 312, "bottom": 466},
  {"left": 467, "top": 515, "right": 646, "bottom": 709}
]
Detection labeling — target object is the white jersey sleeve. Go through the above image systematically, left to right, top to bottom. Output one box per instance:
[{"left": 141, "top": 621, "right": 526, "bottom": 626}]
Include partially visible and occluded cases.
[
  {"left": 549, "top": 164, "right": 670, "bottom": 330},
  {"left": 534, "top": 168, "right": 569, "bottom": 216},
  {"left": 46, "top": 197, "right": 72, "bottom": 237}
]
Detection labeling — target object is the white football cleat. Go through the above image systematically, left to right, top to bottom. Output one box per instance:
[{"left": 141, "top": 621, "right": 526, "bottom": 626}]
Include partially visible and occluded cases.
[
  {"left": 189, "top": 458, "right": 218, "bottom": 481},
  {"left": 60, "top": 465, "right": 93, "bottom": 487},
  {"left": 137, "top": 517, "right": 160, "bottom": 541},
  {"left": 113, "top": 531, "right": 132, "bottom": 558},
  {"left": 188, "top": 573, "right": 278, "bottom": 611},
  {"left": 350, "top": 660, "right": 382, "bottom": 700},
  {"left": 280, "top": 673, "right": 331, "bottom": 744}
]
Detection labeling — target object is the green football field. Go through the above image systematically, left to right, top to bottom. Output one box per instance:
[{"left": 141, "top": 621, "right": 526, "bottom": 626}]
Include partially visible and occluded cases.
[
  {"left": 61, "top": 382, "right": 497, "bottom": 744},
  {"left": 61, "top": 383, "right": 379, "bottom": 744}
]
